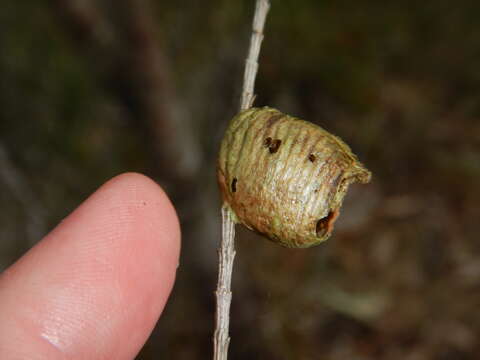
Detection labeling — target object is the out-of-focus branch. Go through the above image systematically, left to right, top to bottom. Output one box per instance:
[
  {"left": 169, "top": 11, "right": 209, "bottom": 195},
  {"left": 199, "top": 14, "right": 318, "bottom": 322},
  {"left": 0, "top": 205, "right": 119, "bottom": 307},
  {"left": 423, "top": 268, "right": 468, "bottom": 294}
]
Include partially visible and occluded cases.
[
  {"left": 51, "top": 0, "right": 200, "bottom": 184},
  {"left": 53, "top": 0, "right": 115, "bottom": 51},
  {"left": 119, "top": 0, "right": 200, "bottom": 180},
  {"left": 0, "top": 143, "right": 46, "bottom": 245}
]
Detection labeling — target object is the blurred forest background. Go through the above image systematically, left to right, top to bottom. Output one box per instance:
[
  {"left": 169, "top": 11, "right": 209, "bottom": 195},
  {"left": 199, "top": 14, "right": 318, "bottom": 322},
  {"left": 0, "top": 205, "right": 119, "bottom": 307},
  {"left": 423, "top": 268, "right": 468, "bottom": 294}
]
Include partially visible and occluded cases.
[{"left": 1, "top": 0, "right": 480, "bottom": 359}]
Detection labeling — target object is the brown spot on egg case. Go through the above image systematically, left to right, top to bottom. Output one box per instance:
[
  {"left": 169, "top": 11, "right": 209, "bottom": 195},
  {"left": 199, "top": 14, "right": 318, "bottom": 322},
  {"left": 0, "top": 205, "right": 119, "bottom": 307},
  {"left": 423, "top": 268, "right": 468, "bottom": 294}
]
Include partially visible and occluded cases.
[
  {"left": 268, "top": 139, "right": 281, "bottom": 153},
  {"left": 315, "top": 209, "right": 339, "bottom": 237}
]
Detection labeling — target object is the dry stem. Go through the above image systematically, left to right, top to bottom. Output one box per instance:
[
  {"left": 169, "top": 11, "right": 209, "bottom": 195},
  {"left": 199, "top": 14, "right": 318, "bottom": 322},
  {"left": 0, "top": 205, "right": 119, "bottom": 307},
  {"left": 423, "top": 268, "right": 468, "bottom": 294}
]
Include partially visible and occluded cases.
[
  {"left": 240, "top": 0, "right": 271, "bottom": 111},
  {"left": 213, "top": 1, "right": 271, "bottom": 359},
  {"left": 213, "top": 206, "right": 236, "bottom": 360}
]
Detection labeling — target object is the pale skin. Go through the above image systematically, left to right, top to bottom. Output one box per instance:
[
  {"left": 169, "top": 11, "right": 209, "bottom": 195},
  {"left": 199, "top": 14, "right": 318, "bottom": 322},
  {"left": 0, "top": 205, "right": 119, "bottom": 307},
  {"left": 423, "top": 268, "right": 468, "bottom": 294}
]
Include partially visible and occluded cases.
[{"left": 0, "top": 173, "right": 181, "bottom": 359}]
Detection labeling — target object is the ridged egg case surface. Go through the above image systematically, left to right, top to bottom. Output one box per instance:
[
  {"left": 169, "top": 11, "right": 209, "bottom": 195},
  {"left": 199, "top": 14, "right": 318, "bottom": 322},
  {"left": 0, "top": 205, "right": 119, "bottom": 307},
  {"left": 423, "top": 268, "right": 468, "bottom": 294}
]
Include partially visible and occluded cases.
[{"left": 217, "top": 107, "right": 371, "bottom": 248}]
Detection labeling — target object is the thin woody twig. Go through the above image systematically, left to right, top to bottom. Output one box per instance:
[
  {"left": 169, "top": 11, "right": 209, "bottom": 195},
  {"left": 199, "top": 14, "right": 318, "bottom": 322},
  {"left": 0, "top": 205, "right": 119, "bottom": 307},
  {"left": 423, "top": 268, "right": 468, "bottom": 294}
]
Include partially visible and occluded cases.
[
  {"left": 240, "top": 0, "right": 271, "bottom": 111},
  {"left": 213, "top": 1, "right": 271, "bottom": 360},
  {"left": 213, "top": 206, "right": 236, "bottom": 360}
]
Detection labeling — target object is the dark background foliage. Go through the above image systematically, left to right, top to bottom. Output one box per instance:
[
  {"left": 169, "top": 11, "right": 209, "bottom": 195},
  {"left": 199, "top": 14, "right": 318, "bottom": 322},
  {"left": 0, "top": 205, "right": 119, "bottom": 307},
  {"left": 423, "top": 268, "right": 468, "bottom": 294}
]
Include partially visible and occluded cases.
[{"left": 1, "top": 0, "right": 479, "bottom": 359}]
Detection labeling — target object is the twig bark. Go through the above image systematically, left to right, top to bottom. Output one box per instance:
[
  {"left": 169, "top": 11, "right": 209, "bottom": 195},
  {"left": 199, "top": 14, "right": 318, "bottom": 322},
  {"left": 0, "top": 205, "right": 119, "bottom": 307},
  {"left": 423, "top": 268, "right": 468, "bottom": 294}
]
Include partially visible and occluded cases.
[
  {"left": 240, "top": 0, "right": 271, "bottom": 111},
  {"left": 213, "top": 1, "right": 271, "bottom": 359},
  {"left": 213, "top": 206, "right": 236, "bottom": 360}
]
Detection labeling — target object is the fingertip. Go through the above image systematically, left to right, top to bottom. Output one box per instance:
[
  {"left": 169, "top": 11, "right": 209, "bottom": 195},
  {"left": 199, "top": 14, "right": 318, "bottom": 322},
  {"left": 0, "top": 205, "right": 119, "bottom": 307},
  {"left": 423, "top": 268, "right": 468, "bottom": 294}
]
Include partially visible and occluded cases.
[
  {"left": 0, "top": 172, "right": 181, "bottom": 359},
  {"left": 99, "top": 172, "right": 181, "bottom": 256}
]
